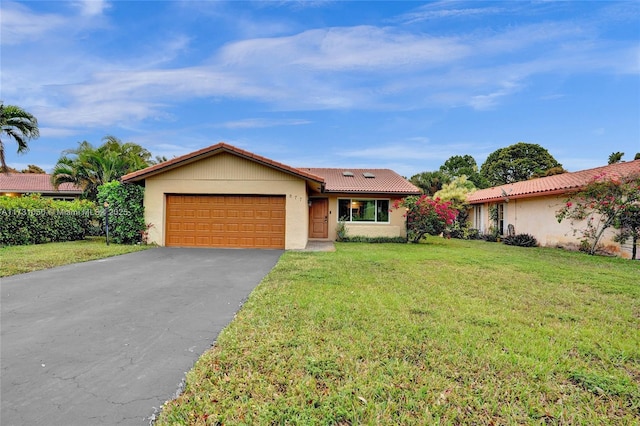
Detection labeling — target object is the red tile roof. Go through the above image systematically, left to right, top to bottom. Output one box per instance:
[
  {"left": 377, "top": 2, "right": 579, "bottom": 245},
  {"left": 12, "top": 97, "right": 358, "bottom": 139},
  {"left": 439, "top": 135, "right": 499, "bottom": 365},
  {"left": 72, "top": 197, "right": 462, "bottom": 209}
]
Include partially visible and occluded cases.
[
  {"left": 121, "top": 142, "right": 325, "bottom": 184},
  {"left": 121, "top": 142, "right": 420, "bottom": 195},
  {"left": 467, "top": 160, "right": 640, "bottom": 204},
  {"left": 305, "top": 168, "right": 421, "bottom": 195},
  {"left": 0, "top": 173, "right": 82, "bottom": 194}
]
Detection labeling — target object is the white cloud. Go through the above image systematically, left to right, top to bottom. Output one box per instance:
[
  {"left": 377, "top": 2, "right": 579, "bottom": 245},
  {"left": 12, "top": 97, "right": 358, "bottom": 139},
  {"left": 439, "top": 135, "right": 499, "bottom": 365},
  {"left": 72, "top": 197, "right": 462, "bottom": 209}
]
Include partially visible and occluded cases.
[
  {"left": 72, "top": 0, "right": 110, "bottom": 17},
  {"left": 0, "top": 2, "right": 67, "bottom": 45},
  {"left": 2, "top": 2, "right": 638, "bottom": 134},
  {"left": 397, "top": 5, "right": 505, "bottom": 24},
  {"left": 219, "top": 26, "right": 469, "bottom": 72},
  {"left": 468, "top": 81, "right": 522, "bottom": 110},
  {"left": 220, "top": 118, "right": 311, "bottom": 129},
  {"left": 38, "top": 127, "right": 82, "bottom": 138}
]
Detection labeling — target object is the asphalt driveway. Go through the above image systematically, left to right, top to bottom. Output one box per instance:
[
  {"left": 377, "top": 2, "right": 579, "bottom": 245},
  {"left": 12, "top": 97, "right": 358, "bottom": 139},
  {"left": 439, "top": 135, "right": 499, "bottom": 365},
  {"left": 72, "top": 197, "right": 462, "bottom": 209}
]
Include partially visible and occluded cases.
[{"left": 1, "top": 247, "right": 283, "bottom": 425}]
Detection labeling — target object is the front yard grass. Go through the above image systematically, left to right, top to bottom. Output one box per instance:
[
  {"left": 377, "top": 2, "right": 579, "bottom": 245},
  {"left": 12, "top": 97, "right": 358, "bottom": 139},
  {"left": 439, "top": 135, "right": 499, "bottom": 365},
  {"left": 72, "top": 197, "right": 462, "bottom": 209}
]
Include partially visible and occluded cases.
[
  {"left": 0, "top": 237, "right": 151, "bottom": 277},
  {"left": 160, "top": 239, "right": 640, "bottom": 425}
]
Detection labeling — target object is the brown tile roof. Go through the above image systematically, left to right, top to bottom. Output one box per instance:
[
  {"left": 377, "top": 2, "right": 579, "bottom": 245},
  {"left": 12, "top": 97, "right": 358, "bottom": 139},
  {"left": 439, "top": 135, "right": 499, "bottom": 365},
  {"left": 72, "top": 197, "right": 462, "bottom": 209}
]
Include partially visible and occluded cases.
[
  {"left": 121, "top": 142, "right": 325, "bottom": 184},
  {"left": 467, "top": 160, "right": 640, "bottom": 204},
  {"left": 304, "top": 168, "right": 421, "bottom": 195},
  {"left": 0, "top": 173, "right": 82, "bottom": 194}
]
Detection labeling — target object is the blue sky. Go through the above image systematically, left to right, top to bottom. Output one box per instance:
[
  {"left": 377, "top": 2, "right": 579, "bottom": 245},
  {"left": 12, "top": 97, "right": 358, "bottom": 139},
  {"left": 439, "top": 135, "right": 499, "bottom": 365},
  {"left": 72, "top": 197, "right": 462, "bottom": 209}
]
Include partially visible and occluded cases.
[{"left": 1, "top": 1, "right": 639, "bottom": 177}]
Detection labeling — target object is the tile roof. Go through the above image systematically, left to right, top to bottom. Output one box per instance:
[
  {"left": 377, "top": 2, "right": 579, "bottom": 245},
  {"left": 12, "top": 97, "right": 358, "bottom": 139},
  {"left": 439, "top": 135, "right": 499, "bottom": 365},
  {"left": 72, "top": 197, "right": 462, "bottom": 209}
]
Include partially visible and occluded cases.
[
  {"left": 121, "top": 142, "right": 325, "bottom": 184},
  {"left": 121, "top": 142, "right": 420, "bottom": 195},
  {"left": 467, "top": 160, "right": 640, "bottom": 204},
  {"left": 304, "top": 168, "right": 421, "bottom": 195},
  {"left": 0, "top": 173, "right": 82, "bottom": 194}
]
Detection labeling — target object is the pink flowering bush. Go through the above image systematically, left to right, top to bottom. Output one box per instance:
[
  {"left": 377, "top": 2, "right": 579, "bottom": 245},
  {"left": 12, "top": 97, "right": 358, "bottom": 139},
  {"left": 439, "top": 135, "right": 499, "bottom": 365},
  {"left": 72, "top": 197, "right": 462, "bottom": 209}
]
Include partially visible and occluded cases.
[
  {"left": 556, "top": 172, "right": 640, "bottom": 257},
  {"left": 392, "top": 195, "right": 458, "bottom": 243}
]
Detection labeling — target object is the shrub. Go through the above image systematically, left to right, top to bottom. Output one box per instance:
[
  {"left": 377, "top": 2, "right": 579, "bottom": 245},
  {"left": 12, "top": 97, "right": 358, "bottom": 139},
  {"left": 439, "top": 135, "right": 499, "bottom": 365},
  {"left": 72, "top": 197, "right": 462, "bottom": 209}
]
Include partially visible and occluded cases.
[
  {"left": 97, "top": 181, "right": 145, "bottom": 244},
  {"left": 0, "top": 194, "right": 95, "bottom": 246},
  {"left": 392, "top": 195, "right": 458, "bottom": 243},
  {"left": 336, "top": 218, "right": 348, "bottom": 242},
  {"left": 446, "top": 221, "right": 482, "bottom": 240},
  {"left": 503, "top": 233, "right": 538, "bottom": 247},
  {"left": 340, "top": 236, "right": 407, "bottom": 243}
]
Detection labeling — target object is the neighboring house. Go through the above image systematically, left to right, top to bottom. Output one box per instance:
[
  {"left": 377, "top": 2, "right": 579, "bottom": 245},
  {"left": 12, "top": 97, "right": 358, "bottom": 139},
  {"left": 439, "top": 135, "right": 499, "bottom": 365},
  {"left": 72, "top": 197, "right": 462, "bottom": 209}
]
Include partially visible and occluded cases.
[
  {"left": 121, "top": 143, "right": 420, "bottom": 249},
  {"left": 467, "top": 160, "right": 640, "bottom": 258},
  {"left": 0, "top": 173, "right": 82, "bottom": 200}
]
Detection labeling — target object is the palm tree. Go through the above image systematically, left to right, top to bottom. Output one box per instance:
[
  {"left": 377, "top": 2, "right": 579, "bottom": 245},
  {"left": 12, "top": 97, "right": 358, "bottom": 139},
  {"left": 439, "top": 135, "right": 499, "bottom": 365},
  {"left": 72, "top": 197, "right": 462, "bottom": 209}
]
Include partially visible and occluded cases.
[
  {"left": 0, "top": 102, "right": 40, "bottom": 173},
  {"left": 51, "top": 136, "right": 153, "bottom": 200},
  {"left": 608, "top": 152, "right": 624, "bottom": 164}
]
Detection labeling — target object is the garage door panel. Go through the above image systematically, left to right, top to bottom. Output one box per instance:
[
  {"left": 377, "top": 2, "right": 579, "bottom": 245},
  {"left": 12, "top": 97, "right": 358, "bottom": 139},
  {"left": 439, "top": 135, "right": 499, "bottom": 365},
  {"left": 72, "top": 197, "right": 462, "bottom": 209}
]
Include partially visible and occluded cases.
[{"left": 166, "top": 195, "right": 285, "bottom": 249}]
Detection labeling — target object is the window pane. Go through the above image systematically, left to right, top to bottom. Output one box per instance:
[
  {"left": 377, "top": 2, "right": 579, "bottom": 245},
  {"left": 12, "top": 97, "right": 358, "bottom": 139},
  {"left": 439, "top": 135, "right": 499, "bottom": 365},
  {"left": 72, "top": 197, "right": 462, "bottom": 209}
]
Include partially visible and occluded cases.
[
  {"left": 338, "top": 199, "right": 351, "bottom": 221},
  {"left": 353, "top": 200, "right": 376, "bottom": 221},
  {"left": 377, "top": 200, "right": 389, "bottom": 222}
]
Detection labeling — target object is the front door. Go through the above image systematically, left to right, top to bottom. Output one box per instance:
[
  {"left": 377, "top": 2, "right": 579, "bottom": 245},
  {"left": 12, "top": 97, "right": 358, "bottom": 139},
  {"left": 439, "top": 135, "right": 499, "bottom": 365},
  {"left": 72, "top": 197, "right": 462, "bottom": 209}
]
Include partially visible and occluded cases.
[{"left": 309, "top": 198, "right": 328, "bottom": 238}]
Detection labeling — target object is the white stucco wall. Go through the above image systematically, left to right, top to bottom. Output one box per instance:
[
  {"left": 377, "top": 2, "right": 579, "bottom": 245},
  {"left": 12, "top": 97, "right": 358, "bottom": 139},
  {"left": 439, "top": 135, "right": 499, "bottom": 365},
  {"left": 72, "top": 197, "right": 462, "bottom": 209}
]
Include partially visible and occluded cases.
[{"left": 469, "top": 195, "right": 633, "bottom": 258}]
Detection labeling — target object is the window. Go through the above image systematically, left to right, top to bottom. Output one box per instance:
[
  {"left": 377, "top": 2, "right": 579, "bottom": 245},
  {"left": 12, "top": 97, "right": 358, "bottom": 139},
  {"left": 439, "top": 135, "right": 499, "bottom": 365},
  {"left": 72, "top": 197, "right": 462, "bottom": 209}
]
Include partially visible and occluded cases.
[
  {"left": 338, "top": 199, "right": 390, "bottom": 223},
  {"left": 498, "top": 203, "right": 506, "bottom": 235},
  {"left": 474, "top": 205, "right": 483, "bottom": 232}
]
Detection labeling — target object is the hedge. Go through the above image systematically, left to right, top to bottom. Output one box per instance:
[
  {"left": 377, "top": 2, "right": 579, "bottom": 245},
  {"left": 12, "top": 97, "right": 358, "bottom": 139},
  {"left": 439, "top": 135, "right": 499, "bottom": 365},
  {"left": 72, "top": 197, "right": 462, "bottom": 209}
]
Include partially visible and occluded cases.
[
  {"left": 97, "top": 181, "right": 145, "bottom": 244},
  {"left": 0, "top": 194, "right": 96, "bottom": 246}
]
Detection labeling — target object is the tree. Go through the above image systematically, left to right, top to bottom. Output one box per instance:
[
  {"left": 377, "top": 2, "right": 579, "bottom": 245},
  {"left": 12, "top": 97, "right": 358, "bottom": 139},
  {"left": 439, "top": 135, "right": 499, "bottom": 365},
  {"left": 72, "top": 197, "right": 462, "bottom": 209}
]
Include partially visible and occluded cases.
[
  {"left": 0, "top": 103, "right": 40, "bottom": 173},
  {"left": 51, "top": 136, "right": 153, "bottom": 201},
  {"left": 480, "top": 142, "right": 562, "bottom": 186},
  {"left": 608, "top": 152, "right": 624, "bottom": 164},
  {"left": 635, "top": 153, "right": 640, "bottom": 161},
  {"left": 151, "top": 155, "right": 168, "bottom": 165},
  {"left": 440, "top": 155, "right": 488, "bottom": 189},
  {"left": 440, "top": 155, "right": 476, "bottom": 177},
  {"left": 21, "top": 164, "right": 46, "bottom": 174},
  {"left": 0, "top": 165, "right": 19, "bottom": 173},
  {"left": 533, "top": 166, "right": 566, "bottom": 178},
  {"left": 409, "top": 170, "right": 451, "bottom": 196},
  {"left": 556, "top": 172, "right": 640, "bottom": 257},
  {"left": 434, "top": 175, "right": 476, "bottom": 208},
  {"left": 434, "top": 176, "right": 477, "bottom": 238},
  {"left": 392, "top": 195, "right": 458, "bottom": 243},
  {"left": 615, "top": 203, "right": 640, "bottom": 260}
]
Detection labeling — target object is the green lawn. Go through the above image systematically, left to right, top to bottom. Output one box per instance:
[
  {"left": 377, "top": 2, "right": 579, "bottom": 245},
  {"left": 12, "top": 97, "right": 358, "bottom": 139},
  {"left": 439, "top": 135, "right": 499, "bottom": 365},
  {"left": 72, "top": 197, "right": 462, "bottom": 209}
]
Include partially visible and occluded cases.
[
  {"left": 0, "top": 237, "right": 151, "bottom": 277},
  {"left": 157, "top": 239, "right": 640, "bottom": 425}
]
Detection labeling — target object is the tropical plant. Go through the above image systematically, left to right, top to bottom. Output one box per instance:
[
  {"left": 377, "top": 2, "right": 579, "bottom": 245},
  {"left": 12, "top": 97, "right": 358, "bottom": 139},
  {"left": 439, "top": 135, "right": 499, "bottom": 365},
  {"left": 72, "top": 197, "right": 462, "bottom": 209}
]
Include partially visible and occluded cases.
[
  {"left": 0, "top": 103, "right": 40, "bottom": 172},
  {"left": 51, "top": 136, "right": 153, "bottom": 200},
  {"left": 480, "top": 142, "right": 563, "bottom": 186},
  {"left": 608, "top": 152, "right": 624, "bottom": 164},
  {"left": 21, "top": 164, "right": 46, "bottom": 174},
  {"left": 409, "top": 170, "right": 451, "bottom": 196},
  {"left": 556, "top": 172, "right": 640, "bottom": 257},
  {"left": 434, "top": 175, "right": 476, "bottom": 238},
  {"left": 392, "top": 195, "right": 458, "bottom": 243},
  {"left": 502, "top": 233, "right": 538, "bottom": 247}
]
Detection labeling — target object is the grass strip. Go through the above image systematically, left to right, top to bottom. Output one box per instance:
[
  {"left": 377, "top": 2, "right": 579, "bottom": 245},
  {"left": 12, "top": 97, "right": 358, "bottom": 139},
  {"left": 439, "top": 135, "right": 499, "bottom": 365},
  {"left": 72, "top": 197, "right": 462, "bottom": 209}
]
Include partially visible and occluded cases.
[{"left": 0, "top": 237, "right": 151, "bottom": 277}]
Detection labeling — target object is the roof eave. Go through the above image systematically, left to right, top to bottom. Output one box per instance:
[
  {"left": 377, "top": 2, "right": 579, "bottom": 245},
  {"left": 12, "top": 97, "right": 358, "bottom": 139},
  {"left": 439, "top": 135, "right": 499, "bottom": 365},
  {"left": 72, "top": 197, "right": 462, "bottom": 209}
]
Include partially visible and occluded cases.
[
  {"left": 121, "top": 143, "right": 325, "bottom": 185},
  {"left": 467, "top": 187, "right": 577, "bottom": 204}
]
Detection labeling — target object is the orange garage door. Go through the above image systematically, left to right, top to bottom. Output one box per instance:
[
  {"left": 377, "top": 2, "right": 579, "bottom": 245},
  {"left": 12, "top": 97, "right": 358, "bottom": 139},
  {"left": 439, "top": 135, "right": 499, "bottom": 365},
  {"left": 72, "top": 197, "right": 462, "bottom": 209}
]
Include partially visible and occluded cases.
[{"left": 166, "top": 195, "right": 285, "bottom": 249}]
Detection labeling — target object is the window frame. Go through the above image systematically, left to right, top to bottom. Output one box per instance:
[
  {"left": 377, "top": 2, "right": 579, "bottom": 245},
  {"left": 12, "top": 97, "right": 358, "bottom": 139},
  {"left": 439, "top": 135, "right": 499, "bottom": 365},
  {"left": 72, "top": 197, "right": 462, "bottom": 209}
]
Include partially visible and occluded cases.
[{"left": 338, "top": 198, "right": 391, "bottom": 224}]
